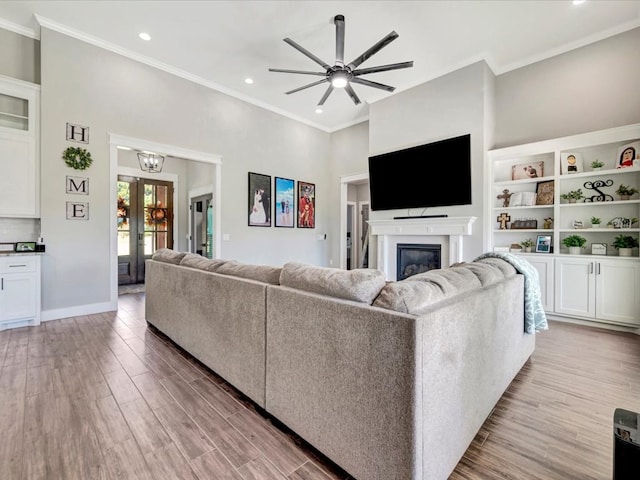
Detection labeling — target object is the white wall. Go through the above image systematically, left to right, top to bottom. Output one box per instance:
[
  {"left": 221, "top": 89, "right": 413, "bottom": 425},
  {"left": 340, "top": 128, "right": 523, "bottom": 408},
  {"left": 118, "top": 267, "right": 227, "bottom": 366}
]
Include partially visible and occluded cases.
[
  {"left": 494, "top": 27, "right": 640, "bottom": 148},
  {"left": 39, "top": 28, "right": 330, "bottom": 317}
]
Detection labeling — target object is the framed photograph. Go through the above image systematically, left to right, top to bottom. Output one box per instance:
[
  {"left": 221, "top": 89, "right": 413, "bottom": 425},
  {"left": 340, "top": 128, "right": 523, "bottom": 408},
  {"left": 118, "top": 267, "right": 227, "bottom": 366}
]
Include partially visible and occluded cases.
[
  {"left": 616, "top": 141, "right": 640, "bottom": 169},
  {"left": 560, "top": 152, "right": 583, "bottom": 174},
  {"left": 511, "top": 161, "right": 543, "bottom": 180},
  {"left": 248, "top": 172, "right": 272, "bottom": 227},
  {"left": 274, "top": 176, "right": 295, "bottom": 228},
  {"left": 535, "top": 180, "right": 554, "bottom": 205},
  {"left": 297, "top": 181, "right": 315, "bottom": 228},
  {"left": 535, "top": 235, "right": 552, "bottom": 253},
  {"left": 15, "top": 242, "right": 36, "bottom": 252}
]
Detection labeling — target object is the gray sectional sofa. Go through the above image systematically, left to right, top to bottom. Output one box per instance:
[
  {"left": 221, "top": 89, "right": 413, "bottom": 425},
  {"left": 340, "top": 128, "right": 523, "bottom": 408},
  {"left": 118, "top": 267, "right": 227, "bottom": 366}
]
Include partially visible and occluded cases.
[{"left": 145, "top": 249, "right": 536, "bottom": 480}]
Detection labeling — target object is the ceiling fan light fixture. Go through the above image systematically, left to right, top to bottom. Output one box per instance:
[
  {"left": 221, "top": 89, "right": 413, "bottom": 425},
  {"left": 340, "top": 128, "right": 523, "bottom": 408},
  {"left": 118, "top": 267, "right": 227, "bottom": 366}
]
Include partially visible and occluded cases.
[{"left": 331, "top": 72, "right": 349, "bottom": 88}]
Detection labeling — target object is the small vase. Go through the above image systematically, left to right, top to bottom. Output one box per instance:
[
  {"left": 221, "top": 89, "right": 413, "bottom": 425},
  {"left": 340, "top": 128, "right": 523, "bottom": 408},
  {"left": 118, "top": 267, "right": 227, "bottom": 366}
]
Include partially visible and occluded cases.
[
  {"left": 592, "top": 167, "right": 602, "bottom": 171},
  {"left": 620, "top": 195, "right": 630, "bottom": 201},
  {"left": 569, "top": 199, "right": 577, "bottom": 204},
  {"left": 591, "top": 223, "right": 600, "bottom": 229},
  {"left": 569, "top": 246, "right": 582, "bottom": 255},
  {"left": 524, "top": 247, "right": 532, "bottom": 253},
  {"left": 618, "top": 247, "right": 633, "bottom": 257}
]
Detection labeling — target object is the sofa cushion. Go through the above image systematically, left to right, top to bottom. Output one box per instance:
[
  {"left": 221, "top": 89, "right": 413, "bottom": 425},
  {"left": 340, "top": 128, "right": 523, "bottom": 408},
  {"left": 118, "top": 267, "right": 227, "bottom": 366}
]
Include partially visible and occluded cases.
[
  {"left": 151, "top": 248, "right": 187, "bottom": 265},
  {"left": 179, "top": 253, "right": 230, "bottom": 273},
  {"left": 474, "top": 257, "right": 517, "bottom": 277},
  {"left": 216, "top": 261, "right": 282, "bottom": 285},
  {"left": 280, "top": 262, "right": 386, "bottom": 304},
  {"left": 373, "top": 263, "right": 509, "bottom": 315}
]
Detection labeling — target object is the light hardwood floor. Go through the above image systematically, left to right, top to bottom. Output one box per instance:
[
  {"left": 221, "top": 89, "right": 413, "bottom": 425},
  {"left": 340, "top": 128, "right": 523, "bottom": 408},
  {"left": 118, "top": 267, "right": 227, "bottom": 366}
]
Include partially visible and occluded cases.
[{"left": 1, "top": 292, "right": 638, "bottom": 479}]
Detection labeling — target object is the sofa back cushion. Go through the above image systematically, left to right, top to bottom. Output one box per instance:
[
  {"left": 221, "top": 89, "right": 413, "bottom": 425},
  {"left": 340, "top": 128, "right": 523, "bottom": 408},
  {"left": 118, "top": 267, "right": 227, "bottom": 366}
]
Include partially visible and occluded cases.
[
  {"left": 151, "top": 248, "right": 187, "bottom": 265},
  {"left": 180, "top": 253, "right": 230, "bottom": 273},
  {"left": 216, "top": 261, "right": 282, "bottom": 285},
  {"left": 280, "top": 261, "right": 386, "bottom": 304},
  {"left": 373, "top": 261, "right": 510, "bottom": 315}
]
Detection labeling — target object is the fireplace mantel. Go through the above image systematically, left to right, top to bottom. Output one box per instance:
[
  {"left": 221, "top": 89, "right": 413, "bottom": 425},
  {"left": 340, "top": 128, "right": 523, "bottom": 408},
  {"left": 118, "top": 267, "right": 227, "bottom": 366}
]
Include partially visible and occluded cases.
[{"left": 368, "top": 216, "right": 477, "bottom": 280}]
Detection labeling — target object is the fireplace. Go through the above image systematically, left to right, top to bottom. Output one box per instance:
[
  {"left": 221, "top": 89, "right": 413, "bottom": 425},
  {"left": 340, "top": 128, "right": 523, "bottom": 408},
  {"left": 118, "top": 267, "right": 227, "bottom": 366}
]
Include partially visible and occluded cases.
[{"left": 396, "top": 243, "right": 441, "bottom": 280}]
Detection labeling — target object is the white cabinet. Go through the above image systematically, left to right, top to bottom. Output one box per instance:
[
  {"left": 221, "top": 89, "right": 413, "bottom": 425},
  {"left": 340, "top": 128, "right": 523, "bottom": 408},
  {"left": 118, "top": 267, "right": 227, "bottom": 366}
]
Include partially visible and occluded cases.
[
  {"left": 0, "top": 75, "right": 40, "bottom": 218},
  {"left": 488, "top": 123, "right": 640, "bottom": 328},
  {"left": 524, "top": 254, "right": 554, "bottom": 312},
  {"left": 0, "top": 255, "right": 41, "bottom": 329},
  {"left": 555, "top": 257, "right": 639, "bottom": 327}
]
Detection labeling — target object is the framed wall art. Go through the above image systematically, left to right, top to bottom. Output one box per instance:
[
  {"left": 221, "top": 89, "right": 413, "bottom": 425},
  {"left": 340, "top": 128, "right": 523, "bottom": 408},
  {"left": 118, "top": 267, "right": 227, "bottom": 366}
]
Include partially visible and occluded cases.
[
  {"left": 560, "top": 152, "right": 583, "bottom": 174},
  {"left": 511, "top": 161, "right": 543, "bottom": 180},
  {"left": 248, "top": 172, "right": 272, "bottom": 227},
  {"left": 274, "top": 176, "right": 295, "bottom": 228},
  {"left": 535, "top": 180, "right": 554, "bottom": 205},
  {"left": 297, "top": 181, "right": 315, "bottom": 228}
]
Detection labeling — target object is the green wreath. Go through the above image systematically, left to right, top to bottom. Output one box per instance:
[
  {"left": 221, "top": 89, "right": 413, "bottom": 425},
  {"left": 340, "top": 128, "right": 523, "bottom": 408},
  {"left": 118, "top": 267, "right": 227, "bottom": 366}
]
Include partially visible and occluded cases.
[{"left": 63, "top": 146, "right": 93, "bottom": 170}]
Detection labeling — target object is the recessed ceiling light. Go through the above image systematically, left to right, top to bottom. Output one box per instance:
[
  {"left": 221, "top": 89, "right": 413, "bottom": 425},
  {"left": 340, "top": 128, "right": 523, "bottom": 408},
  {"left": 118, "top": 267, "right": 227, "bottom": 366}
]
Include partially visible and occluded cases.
[
  {"left": 573, "top": 0, "right": 586, "bottom": 5},
  {"left": 139, "top": 32, "right": 151, "bottom": 41},
  {"left": 245, "top": 78, "right": 254, "bottom": 84},
  {"left": 315, "top": 108, "right": 323, "bottom": 114},
  {"left": 117, "top": 146, "right": 132, "bottom": 150}
]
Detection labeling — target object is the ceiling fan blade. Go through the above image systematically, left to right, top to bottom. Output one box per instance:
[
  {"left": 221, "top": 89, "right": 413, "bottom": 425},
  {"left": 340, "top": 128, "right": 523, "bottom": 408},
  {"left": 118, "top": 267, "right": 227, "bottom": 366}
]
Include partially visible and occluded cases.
[
  {"left": 334, "top": 14, "right": 345, "bottom": 66},
  {"left": 347, "top": 31, "right": 399, "bottom": 70},
  {"left": 283, "top": 37, "right": 331, "bottom": 70},
  {"left": 352, "top": 61, "right": 414, "bottom": 76},
  {"left": 269, "top": 68, "right": 327, "bottom": 76},
  {"left": 351, "top": 77, "right": 395, "bottom": 92},
  {"left": 285, "top": 79, "right": 328, "bottom": 95},
  {"left": 344, "top": 83, "right": 361, "bottom": 105},
  {"left": 318, "top": 85, "right": 334, "bottom": 106}
]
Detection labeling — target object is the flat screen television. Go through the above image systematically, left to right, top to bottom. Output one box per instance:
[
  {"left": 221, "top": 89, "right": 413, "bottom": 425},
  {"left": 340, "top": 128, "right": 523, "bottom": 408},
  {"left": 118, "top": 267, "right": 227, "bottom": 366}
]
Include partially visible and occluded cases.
[{"left": 368, "top": 134, "right": 471, "bottom": 212}]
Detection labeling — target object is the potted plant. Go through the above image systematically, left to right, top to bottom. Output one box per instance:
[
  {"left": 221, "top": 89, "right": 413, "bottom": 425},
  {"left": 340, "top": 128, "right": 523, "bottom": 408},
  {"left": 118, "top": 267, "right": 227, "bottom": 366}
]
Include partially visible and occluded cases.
[
  {"left": 590, "top": 159, "right": 604, "bottom": 170},
  {"left": 615, "top": 184, "right": 639, "bottom": 200},
  {"left": 560, "top": 189, "right": 584, "bottom": 203},
  {"left": 590, "top": 216, "right": 601, "bottom": 228},
  {"left": 562, "top": 234, "right": 587, "bottom": 254},
  {"left": 612, "top": 234, "right": 639, "bottom": 257},
  {"left": 520, "top": 238, "right": 535, "bottom": 253}
]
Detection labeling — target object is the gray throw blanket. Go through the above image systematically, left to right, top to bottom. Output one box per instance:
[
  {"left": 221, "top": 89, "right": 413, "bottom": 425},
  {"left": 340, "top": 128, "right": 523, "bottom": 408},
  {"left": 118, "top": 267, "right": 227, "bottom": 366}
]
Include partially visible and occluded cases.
[{"left": 474, "top": 252, "right": 549, "bottom": 334}]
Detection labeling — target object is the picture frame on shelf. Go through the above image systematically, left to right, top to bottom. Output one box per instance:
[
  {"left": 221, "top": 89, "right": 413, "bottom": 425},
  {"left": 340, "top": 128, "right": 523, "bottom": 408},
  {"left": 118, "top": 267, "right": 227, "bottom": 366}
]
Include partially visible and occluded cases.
[
  {"left": 616, "top": 141, "right": 640, "bottom": 169},
  {"left": 560, "top": 152, "right": 583, "bottom": 174},
  {"left": 511, "top": 161, "right": 543, "bottom": 180},
  {"left": 248, "top": 172, "right": 272, "bottom": 227},
  {"left": 274, "top": 176, "right": 295, "bottom": 228},
  {"left": 535, "top": 180, "right": 554, "bottom": 205},
  {"left": 297, "top": 181, "right": 315, "bottom": 228},
  {"left": 535, "top": 235, "right": 552, "bottom": 253},
  {"left": 15, "top": 242, "right": 36, "bottom": 252},
  {"left": 591, "top": 243, "right": 607, "bottom": 255}
]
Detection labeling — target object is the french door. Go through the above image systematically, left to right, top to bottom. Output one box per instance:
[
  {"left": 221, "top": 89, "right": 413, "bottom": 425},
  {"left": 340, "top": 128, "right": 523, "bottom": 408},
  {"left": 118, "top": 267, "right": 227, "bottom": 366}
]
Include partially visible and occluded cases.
[{"left": 117, "top": 176, "right": 174, "bottom": 285}]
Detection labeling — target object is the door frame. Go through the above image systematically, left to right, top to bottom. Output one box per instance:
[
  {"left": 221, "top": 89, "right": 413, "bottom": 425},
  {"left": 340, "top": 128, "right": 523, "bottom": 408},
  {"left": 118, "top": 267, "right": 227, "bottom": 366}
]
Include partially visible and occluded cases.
[
  {"left": 109, "top": 133, "right": 222, "bottom": 309},
  {"left": 339, "top": 172, "right": 368, "bottom": 269},
  {"left": 188, "top": 186, "right": 213, "bottom": 255}
]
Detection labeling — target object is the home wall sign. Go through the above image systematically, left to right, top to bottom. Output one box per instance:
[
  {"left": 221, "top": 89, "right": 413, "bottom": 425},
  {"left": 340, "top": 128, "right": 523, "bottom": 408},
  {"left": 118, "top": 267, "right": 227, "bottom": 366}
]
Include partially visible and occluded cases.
[
  {"left": 66, "top": 122, "right": 89, "bottom": 144},
  {"left": 66, "top": 176, "right": 89, "bottom": 195},
  {"left": 66, "top": 202, "right": 89, "bottom": 220}
]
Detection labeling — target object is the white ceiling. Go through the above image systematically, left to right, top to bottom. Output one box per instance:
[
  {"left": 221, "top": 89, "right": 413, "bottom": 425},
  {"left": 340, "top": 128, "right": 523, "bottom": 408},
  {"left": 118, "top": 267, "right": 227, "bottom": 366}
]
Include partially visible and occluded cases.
[{"left": 1, "top": 1, "right": 639, "bottom": 132}]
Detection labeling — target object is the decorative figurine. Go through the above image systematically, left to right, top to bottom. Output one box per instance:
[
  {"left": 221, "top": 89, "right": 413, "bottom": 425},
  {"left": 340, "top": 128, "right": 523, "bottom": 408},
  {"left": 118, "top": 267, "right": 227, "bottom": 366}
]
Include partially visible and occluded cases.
[
  {"left": 497, "top": 189, "right": 512, "bottom": 207},
  {"left": 497, "top": 212, "right": 511, "bottom": 230},
  {"left": 543, "top": 217, "right": 553, "bottom": 229}
]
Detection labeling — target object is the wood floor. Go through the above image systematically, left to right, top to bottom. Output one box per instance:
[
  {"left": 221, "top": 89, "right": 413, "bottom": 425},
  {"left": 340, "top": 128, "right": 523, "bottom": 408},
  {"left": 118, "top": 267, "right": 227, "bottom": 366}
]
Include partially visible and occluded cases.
[{"left": 1, "top": 293, "right": 639, "bottom": 480}]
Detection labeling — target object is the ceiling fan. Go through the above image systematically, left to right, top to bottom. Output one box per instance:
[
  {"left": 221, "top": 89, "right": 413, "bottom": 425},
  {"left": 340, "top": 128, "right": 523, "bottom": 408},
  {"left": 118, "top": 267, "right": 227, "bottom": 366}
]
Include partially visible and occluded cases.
[{"left": 269, "top": 14, "right": 413, "bottom": 106}]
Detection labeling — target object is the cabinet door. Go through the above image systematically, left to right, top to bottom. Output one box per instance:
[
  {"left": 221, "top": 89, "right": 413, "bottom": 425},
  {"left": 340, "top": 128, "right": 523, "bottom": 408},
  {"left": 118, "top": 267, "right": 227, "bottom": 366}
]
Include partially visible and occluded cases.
[
  {"left": 0, "top": 131, "right": 37, "bottom": 217},
  {"left": 526, "top": 256, "right": 554, "bottom": 312},
  {"left": 554, "top": 258, "right": 595, "bottom": 318},
  {"left": 595, "top": 260, "right": 640, "bottom": 326},
  {"left": 0, "top": 273, "right": 36, "bottom": 321}
]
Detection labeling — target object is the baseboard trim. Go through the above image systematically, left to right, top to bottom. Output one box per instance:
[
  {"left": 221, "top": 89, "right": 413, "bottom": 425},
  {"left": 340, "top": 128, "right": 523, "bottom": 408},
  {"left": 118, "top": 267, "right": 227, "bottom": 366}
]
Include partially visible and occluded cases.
[
  {"left": 41, "top": 301, "right": 117, "bottom": 322},
  {"left": 546, "top": 314, "right": 640, "bottom": 335}
]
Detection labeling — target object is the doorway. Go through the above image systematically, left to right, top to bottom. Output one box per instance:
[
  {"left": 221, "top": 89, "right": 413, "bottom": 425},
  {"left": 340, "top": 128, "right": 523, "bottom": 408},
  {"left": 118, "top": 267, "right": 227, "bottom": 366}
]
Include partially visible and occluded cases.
[
  {"left": 340, "top": 172, "right": 370, "bottom": 270},
  {"left": 117, "top": 175, "right": 174, "bottom": 285},
  {"left": 190, "top": 193, "right": 213, "bottom": 258}
]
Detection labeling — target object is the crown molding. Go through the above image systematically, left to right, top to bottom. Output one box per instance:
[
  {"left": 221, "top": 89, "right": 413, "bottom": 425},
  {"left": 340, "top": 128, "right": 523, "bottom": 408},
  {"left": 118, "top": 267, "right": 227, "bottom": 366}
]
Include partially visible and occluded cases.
[{"left": 0, "top": 16, "right": 38, "bottom": 39}]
